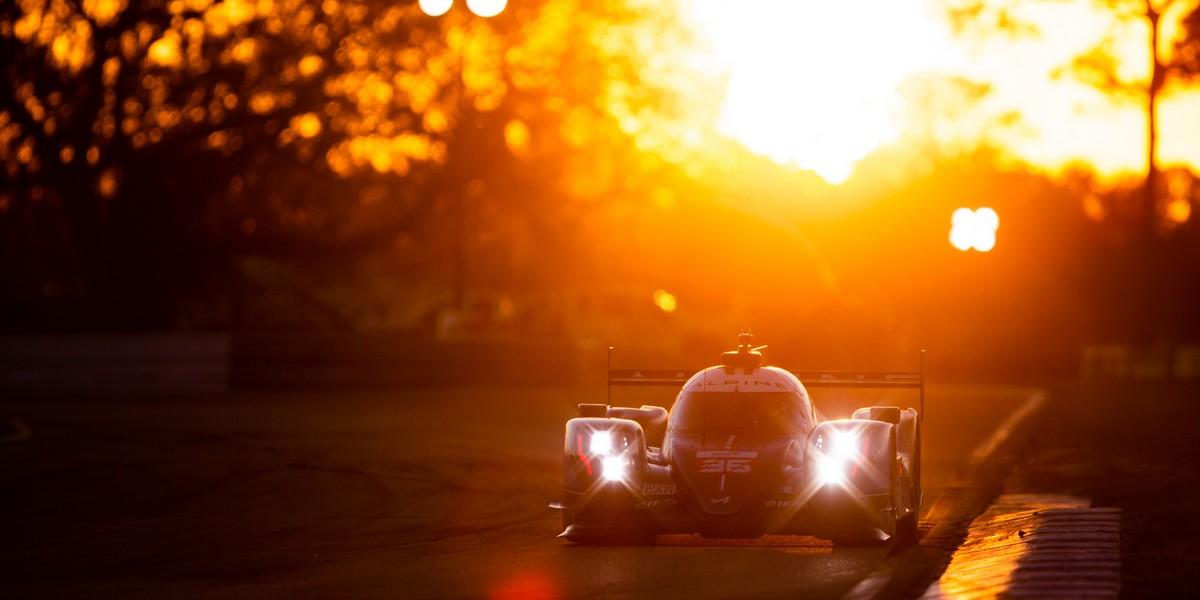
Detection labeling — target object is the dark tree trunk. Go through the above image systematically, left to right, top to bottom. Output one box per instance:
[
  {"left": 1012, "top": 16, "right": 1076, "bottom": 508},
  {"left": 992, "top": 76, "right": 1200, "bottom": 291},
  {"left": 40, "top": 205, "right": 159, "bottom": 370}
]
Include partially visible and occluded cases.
[{"left": 1146, "top": 4, "right": 1163, "bottom": 239}]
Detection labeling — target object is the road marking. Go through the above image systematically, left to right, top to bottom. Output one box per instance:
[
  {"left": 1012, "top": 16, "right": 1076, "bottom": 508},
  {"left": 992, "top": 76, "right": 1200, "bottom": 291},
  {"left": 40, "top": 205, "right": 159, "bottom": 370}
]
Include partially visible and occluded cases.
[
  {"left": 968, "top": 390, "right": 1045, "bottom": 469},
  {"left": 0, "top": 417, "right": 32, "bottom": 443},
  {"left": 922, "top": 494, "right": 1120, "bottom": 599}
]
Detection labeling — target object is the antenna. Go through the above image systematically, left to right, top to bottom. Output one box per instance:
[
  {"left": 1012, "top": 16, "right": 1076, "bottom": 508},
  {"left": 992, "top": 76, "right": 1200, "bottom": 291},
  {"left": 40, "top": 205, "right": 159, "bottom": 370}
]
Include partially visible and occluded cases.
[
  {"left": 723, "top": 331, "right": 764, "bottom": 369},
  {"left": 607, "top": 346, "right": 614, "bottom": 406},
  {"left": 919, "top": 349, "right": 926, "bottom": 423}
]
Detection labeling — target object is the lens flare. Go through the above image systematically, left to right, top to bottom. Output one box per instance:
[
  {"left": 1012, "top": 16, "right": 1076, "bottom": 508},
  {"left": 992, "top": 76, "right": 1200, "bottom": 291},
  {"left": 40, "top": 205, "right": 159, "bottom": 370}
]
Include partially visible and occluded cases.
[
  {"left": 829, "top": 430, "right": 858, "bottom": 460},
  {"left": 589, "top": 431, "right": 613, "bottom": 455},
  {"left": 816, "top": 454, "right": 845, "bottom": 487},
  {"left": 601, "top": 456, "right": 628, "bottom": 482}
]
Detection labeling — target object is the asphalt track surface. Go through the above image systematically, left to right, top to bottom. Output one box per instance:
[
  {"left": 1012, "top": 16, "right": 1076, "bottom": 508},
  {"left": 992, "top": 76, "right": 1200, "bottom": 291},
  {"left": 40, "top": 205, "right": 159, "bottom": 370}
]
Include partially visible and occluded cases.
[{"left": 0, "top": 383, "right": 1033, "bottom": 598}]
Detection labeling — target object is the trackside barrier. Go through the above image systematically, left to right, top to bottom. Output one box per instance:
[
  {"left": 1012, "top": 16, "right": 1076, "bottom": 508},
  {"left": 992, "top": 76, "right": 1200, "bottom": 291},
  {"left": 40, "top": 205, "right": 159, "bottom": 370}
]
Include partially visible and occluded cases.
[
  {"left": 0, "top": 334, "right": 229, "bottom": 394},
  {"left": 0, "top": 334, "right": 605, "bottom": 393},
  {"left": 229, "top": 334, "right": 602, "bottom": 388},
  {"left": 7, "top": 336, "right": 1196, "bottom": 393},
  {"left": 1081, "top": 344, "right": 1200, "bottom": 381}
]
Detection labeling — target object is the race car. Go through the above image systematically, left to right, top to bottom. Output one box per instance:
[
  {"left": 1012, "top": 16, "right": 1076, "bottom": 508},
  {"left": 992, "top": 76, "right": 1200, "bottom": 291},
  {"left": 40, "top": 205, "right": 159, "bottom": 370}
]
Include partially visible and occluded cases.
[{"left": 551, "top": 333, "right": 924, "bottom": 545}]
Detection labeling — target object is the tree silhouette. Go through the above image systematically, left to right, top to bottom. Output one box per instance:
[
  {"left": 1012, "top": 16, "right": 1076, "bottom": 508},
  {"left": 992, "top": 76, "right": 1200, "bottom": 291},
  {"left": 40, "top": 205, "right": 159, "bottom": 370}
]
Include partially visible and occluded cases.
[
  {"left": 0, "top": 0, "right": 692, "bottom": 329},
  {"left": 0, "top": 0, "right": 455, "bottom": 327},
  {"left": 945, "top": 0, "right": 1190, "bottom": 236},
  {"left": 1172, "top": 2, "right": 1200, "bottom": 77}
]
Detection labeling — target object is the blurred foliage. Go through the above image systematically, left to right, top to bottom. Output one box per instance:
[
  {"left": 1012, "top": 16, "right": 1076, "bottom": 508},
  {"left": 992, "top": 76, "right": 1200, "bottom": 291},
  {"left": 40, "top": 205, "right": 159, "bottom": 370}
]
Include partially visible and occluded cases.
[
  {"left": 0, "top": 0, "right": 702, "bottom": 328},
  {"left": 0, "top": 0, "right": 1196, "bottom": 348},
  {"left": 0, "top": 0, "right": 696, "bottom": 233},
  {"left": 940, "top": 0, "right": 1196, "bottom": 235},
  {"left": 1173, "top": 1, "right": 1200, "bottom": 78}
]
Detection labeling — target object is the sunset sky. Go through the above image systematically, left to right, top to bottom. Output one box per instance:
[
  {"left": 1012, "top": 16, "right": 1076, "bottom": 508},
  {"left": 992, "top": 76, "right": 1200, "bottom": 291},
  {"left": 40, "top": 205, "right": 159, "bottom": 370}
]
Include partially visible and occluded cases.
[
  {"left": 5, "top": 0, "right": 1197, "bottom": 197},
  {"left": 677, "top": 0, "right": 1200, "bottom": 184}
]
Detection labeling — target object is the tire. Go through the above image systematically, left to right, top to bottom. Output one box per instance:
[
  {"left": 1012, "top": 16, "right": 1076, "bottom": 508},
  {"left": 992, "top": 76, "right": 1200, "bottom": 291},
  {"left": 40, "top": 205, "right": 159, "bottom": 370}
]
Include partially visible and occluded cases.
[
  {"left": 912, "top": 420, "right": 922, "bottom": 512},
  {"left": 894, "top": 421, "right": 921, "bottom": 546},
  {"left": 831, "top": 431, "right": 900, "bottom": 547},
  {"left": 561, "top": 508, "right": 655, "bottom": 545},
  {"left": 895, "top": 511, "right": 918, "bottom": 544},
  {"left": 563, "top": 526, "right": 655, "bottom": 546},
  {"left": 829, "top": 529, "right": 890, "bottom": 546}
]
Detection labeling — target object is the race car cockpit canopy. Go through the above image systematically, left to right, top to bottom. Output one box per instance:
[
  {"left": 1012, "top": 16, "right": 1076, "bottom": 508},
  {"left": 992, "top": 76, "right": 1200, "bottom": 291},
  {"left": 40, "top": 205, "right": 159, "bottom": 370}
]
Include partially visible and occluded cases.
[
  {"left": 605, "top": 332, "right": 925, "bottom": 424},
  {"left": 671, "top": 333, "right": 815, "bottom": 433},
  {"left": 670, "top": 390, "right": 810, "bottom": 435}
]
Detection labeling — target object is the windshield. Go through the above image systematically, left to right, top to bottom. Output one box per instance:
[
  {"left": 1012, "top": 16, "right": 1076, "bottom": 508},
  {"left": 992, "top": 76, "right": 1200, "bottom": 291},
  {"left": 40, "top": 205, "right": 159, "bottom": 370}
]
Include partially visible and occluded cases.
[{"left": 669, "top": 392, "right": 809, "bottom": 435}]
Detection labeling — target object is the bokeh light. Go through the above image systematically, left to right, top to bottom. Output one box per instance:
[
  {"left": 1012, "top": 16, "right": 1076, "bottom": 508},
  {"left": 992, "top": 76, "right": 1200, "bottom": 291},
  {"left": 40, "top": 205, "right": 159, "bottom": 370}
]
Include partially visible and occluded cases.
[
  {"left": 419, "top": 0, "right": 453, "bottom": 17},
  {"left": 466, "top": 0, "right": 507, "bottom": 18},
  {"left": 146, "top": 34, "right": 182, "bottom": 68},
  {"left": 297, "top": 55, "right": 324, "bottom": 77},
  {"left": 292, "top": 113, "right": 323, "bottom": 138},
  {"left": 504, "top": 120, "right": 530, "bottom": 156},
  {"left": 97, "top": 169, "right": 118, "bottom": 198},
  {"left": 1166, "top": 198, "right": 1192, "bottom": 225},
  {"left": 950, "top": 207, "right": 999, "bottom": 252},
  {"left": 653, "top": 289, "right": 678, "bottom": 313},
  {"left": 490, "top": 571, "right": 558, "bottom": 600}
]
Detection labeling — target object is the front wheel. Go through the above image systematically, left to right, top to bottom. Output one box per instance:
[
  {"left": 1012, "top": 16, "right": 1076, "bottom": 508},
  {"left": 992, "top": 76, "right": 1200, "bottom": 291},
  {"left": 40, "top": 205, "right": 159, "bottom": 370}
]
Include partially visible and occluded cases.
[
  {"left": 895, "top": 421, "right": 921, "bottom": 546},
  {"left": 830, "top": 439, "right": 902, "bottom": 547},
  {"left": 558, "top": 502, "right": 655, "bottom": 545},
  {"left": 894, "top": 510, "right": 918, "bottom": 545},
  {"left": 560, "top": 522, "right": 656, "bottom": 545},
  {"left": 828, "top": 528, "right": 890, "bottom": 546}
]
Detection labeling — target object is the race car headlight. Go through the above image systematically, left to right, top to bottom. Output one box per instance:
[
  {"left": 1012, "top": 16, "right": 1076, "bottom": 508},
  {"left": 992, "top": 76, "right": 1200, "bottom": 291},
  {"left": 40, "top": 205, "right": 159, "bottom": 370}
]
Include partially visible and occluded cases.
[
  {"left": 815, "top": 430, "right": 859, "bottom": 487},
  {"left": 829, "top": 430, "right": 858, "bottom": 460},
  {"left": 589, "top": 431, "right": 614, "bottom": 455},
  {"left": 816, "top": 454, "right": 846, "bottom": 487},
  {"left": 601, "top": 456, "right": 628, "bottom": 482}
]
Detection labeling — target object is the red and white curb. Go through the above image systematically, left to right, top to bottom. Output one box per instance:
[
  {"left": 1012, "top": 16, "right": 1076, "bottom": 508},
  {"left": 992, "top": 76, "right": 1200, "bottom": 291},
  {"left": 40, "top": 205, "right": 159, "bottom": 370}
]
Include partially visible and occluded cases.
[{"left": 923, "top": 494, "right": 1120, "bottom": 598}]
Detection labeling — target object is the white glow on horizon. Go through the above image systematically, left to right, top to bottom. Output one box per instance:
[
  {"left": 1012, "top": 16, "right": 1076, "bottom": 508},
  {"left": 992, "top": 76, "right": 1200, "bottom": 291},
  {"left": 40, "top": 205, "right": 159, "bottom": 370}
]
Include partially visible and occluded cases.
[
  {"left": 676, "top": 0, "right": 1200, "bottom": 182},
  {"left": 682, "top": 0, "right": 964, "bottom": 183}
]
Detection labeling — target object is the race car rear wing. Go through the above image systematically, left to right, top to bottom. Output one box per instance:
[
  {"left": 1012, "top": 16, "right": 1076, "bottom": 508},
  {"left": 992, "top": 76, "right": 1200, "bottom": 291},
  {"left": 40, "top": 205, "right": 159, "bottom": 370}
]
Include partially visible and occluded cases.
[{"left": 606, "top": 348, "right": 926, "bottom": 421}]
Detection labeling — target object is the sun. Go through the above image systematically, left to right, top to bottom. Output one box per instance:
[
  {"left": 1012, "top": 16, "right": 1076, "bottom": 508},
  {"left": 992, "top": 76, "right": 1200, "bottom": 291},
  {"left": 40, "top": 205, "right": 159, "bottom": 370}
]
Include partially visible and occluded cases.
[{"left": 682, "top": 0, "right": 961, "bottom": 184}]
